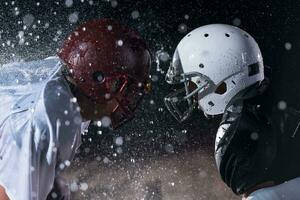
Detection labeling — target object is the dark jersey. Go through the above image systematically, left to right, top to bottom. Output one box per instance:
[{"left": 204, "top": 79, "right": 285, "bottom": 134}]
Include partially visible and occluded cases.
[
  {"left": 214, "top": 71, "right": 300, "bottom": 195},
  {"left": 215, "top": 98, "right": 277, "bottom": 195}
]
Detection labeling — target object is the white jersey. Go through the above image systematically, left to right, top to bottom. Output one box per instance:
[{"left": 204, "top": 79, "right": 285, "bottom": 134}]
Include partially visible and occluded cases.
[{"left": 0, "top": 57, "right": 89, "bottom": 200}]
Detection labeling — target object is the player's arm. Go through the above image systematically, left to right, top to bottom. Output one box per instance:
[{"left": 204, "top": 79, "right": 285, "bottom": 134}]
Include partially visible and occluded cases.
[
  {"left": 215, "top": 102, "right": 277, "bottom": 195},
  {"left": 0, "top": 185, "right": 9, "bottom": 200}
]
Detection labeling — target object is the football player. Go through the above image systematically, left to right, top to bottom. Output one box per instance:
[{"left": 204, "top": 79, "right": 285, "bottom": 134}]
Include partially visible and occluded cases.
[
  {"left": 0, "top": 19, "right": 151, "bottom": 200},
  {"left": 164, "top": 24, "right": 300, "bottom": 200}
]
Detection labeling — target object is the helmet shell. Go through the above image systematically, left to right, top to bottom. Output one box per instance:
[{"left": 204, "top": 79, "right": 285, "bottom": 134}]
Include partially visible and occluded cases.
[
  {"left": 58, "top": 19, "right": 151, "bottom": 128},
  {"left": 58, "top": 19, "right": 150, "bottom": 102},
  {"left": 176, "top": 24, "right": 264, "bottom": 115}
]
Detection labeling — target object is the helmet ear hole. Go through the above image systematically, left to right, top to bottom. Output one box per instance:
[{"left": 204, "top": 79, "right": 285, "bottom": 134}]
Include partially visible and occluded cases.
[
  {"left": 248, "top": 62, "right": 260, "bottom": 76},
  {"left": 215, "top": 82, "right": 227, "bottom": 94}
]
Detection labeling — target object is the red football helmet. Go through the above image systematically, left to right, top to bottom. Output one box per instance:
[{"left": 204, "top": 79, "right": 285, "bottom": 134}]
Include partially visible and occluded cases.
[{"left": 58, "top": 19, "right": 151, "bottom": 129}]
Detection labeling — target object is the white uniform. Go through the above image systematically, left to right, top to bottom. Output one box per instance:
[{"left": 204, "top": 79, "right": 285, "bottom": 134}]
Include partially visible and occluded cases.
[
  {"left": 0, "top": 57, "right": 89, "bottom": 200},
  {"left": 247, "top": 177, "right": 300, "bottom": 200}
]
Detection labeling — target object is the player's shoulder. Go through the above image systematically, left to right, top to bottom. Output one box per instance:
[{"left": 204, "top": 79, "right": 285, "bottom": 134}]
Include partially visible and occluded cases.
[
  {"left": 0, "top": 56, "right": 61, "bottom": 87},
  {"left": 0, "top": 56, "right": 62, "bottom": 105},
  {"left": 1, "top": 56, "right": 59, "bottom": 69},
  {"left": 41, "top": 68, "right": 82, "bottom": 123},
  {"left": 32, "top": 72, "right": 82, "bottom": 143}
]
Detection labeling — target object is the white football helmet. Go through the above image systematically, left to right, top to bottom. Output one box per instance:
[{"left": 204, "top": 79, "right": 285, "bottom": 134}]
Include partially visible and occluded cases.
[{"left": 165, "top": 24, "right": 264, "bottom": 122}]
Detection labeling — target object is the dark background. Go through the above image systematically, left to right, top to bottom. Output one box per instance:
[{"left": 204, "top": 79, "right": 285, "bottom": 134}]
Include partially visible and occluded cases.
[{"left": 0, "top": 0, "right": 300, "bottom": 199}]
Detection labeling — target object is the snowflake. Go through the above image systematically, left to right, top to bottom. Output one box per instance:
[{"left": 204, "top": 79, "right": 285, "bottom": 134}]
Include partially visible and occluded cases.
[
  {"left": 65, "top": 0, "right": 73, "bottom": 7},
  {"left": 131, "top": 10, "right": 140, "bottom": 19},
  {"left": 69, "top": 12, "right": 79, "bottom": 23},
  {"left": 284, "top": 42, "right": 292, "bottom": 50}
]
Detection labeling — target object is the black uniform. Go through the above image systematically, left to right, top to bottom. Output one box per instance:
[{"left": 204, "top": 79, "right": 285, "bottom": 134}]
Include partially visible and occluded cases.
[{"left": 214, "top": 67, "right": 300, "bottom": 195}]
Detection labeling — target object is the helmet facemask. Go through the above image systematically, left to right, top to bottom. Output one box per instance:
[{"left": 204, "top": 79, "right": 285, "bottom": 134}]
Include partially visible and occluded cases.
[
  {"left": 164, "top": 50, "right": 215, "bottom": 122},
  {"left": 92, "top": 73, "right": 148, "bottom": 129},
  {"left": 110, "top": 76, "right": 146, "bottom": 129}
]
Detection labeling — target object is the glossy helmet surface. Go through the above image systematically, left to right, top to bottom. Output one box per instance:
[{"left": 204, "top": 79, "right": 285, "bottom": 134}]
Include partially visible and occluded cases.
[
  {"left": 58, "top": 19, "right": 151, "bottom": 128},
  {"left": 165, "top": 24, "right": 264, "bottom": 122}
]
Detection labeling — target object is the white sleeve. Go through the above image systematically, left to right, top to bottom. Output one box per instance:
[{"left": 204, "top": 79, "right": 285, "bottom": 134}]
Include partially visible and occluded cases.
[
  {"left": 0, "top": 58, "right": 84, "bottom": 200},
  {"left": 30, "top": 72, "right": 83, "bottom": 199},
  {"left": 41, "top": 74, "right": 83, "bottom": 167},
  {"left": 0, "top": 97, "right": 61, "bottom": 200},
  {"left": 0, "top": 109, "right": 40, "bottom": 200}
]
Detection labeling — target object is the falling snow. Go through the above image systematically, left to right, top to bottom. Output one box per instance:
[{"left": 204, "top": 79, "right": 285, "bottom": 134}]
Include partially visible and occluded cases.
[
  {"left": 65, "top": 0, "right": 73, "bottom": 7},
  {"left": 110, "top": 0, "right": 118, "bottom": 8},
  {"left": 0, "top": 1, "right": 298, "bottom": 200},
  {"left": 131, "top": 10, "right": 140, "bottom": 19},
  {"left": 68, "top": 12, "right": 79, "bottom": 23},
  {"left": 22, "top": 14, "right": 35, "bottom": 27},
  {"left": 232, "top": 18, "right": 241, "bottom": 26},
  {"left": 178, "top": 23, "right": 188, "bottom": 33},
  {"left": 107, "top": 25, "right": 113, "bottom": 31},
  {"left": 117, "top": 39, "right": 123, "bottom": 46},
  {"left": 285, "top": 42, "right": 292, "bottom": 50},
  {"left": 155, "top": 49, "right": 170, "bottom": 73},
  {"left": 278, "top": 100, "right": 287, "bottom": 110},
  {"left": 101, "top": 116, "right": 111, "bottom": 127},
  {"left": 250, "top": 132, "right": 259, "bottom": 140},
  {"left": 115, "top": 136, "right": 124, "bottom": 146},
  {"left": 70, "top": 181, "right": 79, "bottom": 192},
  {"left": 79, "top": 182, "right": 89, "bottom": 191}
]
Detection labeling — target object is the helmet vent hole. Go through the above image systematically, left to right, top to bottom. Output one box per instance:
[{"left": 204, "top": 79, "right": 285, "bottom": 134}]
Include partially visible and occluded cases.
[
  {"left": 204, "top": 33, "right": 209, "bottom": 37},
  {"left": 225, "top": 33, "right": 230, "bottom": 37},
  {"left": 187, "top": 34, "right": 191, "bottom": 37},
  {"left": 244, "top": 34, "right": 249, "bottom": 38},
  {"left": 199, "top": 63, "right": 204, "bottom": 68},
  {"left": 93, "top": 71, "right": 105, "bottom": 83},
  {"left": 215, "top": 82, "right": 227, "bottom": 94},
  {"left": 208, "top": 101, "right": 215, "bottom": 107}
]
